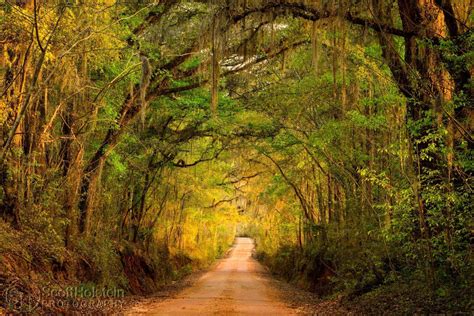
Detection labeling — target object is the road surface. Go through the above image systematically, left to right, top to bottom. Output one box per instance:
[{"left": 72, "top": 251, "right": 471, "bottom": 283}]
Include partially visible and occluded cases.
[{"left": 126, "top": 237, "right": 297, "bottom": 315}]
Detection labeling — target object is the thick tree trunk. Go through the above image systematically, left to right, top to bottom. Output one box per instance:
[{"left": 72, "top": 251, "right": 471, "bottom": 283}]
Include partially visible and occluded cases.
[
  {"left": 0, "top": 25, "right": 32, "bottom": 227},
  {"left": 78, "top": 153, "right": 105, "bottom": 235}
]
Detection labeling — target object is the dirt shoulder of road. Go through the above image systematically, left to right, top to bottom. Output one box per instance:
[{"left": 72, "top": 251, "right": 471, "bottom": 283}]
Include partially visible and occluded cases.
[
  {"left": 117, "top": 246, "right": 237, "bottom": 315},
  {"left": 118, "top": 251, "right": 239, "bottom": 315},
  {"left": 259, "top": 268, "right": 352, "bottom": 315},
  {"left": 116, "top": 269, "right": 203, "bottom": 314}
]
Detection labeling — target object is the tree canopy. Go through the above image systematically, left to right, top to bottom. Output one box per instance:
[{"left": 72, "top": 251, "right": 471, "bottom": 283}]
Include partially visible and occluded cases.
[{"left": 0, "top": 0, "right": 472, "bottom": 314}]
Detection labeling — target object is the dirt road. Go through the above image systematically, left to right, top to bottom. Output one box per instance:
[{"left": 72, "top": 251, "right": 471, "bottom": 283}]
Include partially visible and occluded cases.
[{"left": 125, "top": 237, "right": 297, "bottom": 315}]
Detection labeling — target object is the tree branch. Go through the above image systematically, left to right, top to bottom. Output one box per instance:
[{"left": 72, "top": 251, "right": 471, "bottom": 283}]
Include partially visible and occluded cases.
[{"left": 231, "top": 1, "right": 418, "bottom": 38}]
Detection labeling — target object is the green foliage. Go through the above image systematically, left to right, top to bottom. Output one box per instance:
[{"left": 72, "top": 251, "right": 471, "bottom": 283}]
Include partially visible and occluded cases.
[{"left": 0, "top": 1, "right": 472, "bottom": 314}]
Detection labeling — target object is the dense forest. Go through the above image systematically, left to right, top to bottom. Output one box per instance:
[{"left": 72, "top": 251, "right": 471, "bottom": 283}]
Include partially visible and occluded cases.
[{"left": 0, "top": 0, "right": 472, "bottom": 314}]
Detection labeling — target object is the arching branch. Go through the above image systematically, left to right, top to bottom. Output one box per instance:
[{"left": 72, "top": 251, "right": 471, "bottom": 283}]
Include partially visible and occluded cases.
[{"left": 230, "top": 1, "right": 420, "bottom": 38}]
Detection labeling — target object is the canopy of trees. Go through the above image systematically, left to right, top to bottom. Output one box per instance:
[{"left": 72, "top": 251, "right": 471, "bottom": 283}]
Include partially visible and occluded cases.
[{"left": 0, "top": 0, "right": 472, "bottom": 314}]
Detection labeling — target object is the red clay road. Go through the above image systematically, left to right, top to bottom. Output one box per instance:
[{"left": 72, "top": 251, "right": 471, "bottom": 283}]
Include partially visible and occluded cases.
[{"left": 125, "top": 237, "right": 297, "bottom": 315}]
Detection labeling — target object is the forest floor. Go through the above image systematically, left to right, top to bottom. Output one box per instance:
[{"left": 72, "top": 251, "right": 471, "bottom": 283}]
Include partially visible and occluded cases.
[{"left": 121, "top": 237, "right": 350, "bottom": 315}]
